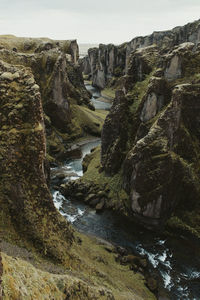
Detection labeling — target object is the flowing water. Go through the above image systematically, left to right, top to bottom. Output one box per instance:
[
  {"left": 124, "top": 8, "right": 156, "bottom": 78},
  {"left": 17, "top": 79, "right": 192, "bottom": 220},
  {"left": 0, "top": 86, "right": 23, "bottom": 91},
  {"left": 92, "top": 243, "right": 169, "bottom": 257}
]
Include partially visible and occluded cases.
[
  {"left": 85, "top": 82, "right": 112, "bottom": 110},
  {"left": 51, "top": 84, "right": 200, "bottom": 300}
]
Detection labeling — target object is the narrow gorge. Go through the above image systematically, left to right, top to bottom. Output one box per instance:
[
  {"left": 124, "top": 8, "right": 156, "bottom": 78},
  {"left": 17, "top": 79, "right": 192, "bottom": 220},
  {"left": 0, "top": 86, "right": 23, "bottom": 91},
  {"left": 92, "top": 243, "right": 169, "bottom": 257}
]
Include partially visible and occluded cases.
[{"left": 1, "top": 17, "right": 200, "bottom": 300}]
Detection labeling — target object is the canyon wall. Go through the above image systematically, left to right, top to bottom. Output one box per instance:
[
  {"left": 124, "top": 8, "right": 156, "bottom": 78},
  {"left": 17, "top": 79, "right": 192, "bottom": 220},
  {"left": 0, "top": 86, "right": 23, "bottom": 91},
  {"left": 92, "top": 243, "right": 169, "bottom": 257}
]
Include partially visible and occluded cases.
[
  {"left": 82, "top": 19, "right": 200, "bottom": 89},
  {"left": 0, "top": 36, "right": 105, "bottom": 162},
  {"left": 100, "top": 41, "right": 200, "bottom": 236},
  {"left": 0, "top": 60, "right": 74, "bottom": 262}
]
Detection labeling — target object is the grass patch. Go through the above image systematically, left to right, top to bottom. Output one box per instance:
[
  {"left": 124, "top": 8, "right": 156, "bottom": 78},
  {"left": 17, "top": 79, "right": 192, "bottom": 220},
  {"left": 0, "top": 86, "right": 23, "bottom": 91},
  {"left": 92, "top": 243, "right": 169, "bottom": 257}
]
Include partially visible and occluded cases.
[
  {"left": 128, "top": 73, "right": 153, "bottom": 115},
  {"left": 101, "top": 88, "right": 116, "bottom": 99},
  {"left": 70, "top": 105, "right": 108, "bottom": 137},
  {"left": 81, "top": 147, "right": 130, "bottom": 213},
  {"left": 2, "top": 234, "right": 156, "bottom": 300}
]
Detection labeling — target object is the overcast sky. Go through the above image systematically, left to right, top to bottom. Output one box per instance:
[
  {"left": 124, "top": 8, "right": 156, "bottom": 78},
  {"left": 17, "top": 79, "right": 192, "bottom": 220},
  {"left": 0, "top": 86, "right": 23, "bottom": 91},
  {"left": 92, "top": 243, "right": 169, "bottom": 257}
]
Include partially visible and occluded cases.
[{"left": 0, "top": 0, "right": 200, "bottom": 44}]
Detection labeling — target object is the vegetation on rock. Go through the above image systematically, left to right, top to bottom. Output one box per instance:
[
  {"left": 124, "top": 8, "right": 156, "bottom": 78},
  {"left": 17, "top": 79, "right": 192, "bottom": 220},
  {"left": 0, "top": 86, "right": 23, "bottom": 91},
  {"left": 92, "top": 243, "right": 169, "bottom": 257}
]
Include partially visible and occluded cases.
[
  {"left": 0, "top": 36, "right": 156, "bottom": 300},
  {"left": 81, "top": 40, "right": 200, "bottom": 240}
]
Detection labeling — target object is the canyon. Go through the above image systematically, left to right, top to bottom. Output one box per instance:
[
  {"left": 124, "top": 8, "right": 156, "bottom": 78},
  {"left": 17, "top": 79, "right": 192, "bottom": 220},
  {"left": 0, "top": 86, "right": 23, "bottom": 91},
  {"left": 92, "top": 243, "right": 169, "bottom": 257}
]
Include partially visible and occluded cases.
[
  {"left": 1, "top": 18, "right": 200, "bottom": 300},
  {"left": 81, "top": 19, "right": 200, "bottom": 240},
  {"left": 0, "top": 35, "right": 155, "bottom": 300}
]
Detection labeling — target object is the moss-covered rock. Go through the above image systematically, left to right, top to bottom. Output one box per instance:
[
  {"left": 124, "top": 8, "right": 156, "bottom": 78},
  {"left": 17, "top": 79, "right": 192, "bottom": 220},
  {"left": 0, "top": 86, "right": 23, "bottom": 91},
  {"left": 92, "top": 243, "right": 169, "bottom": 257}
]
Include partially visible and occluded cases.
[
  {"left": 0, "top": 37, "right": 101, "bottom": 162},
  {"left": 96, "top": 41, "right": 200, "bottom": 238},
  {"left": 0, "top": 60, "right": 74, "bottom": 263},
  {"left": 123, "top": 84, "right": 200, "bottom": 229},
  {"left": 101, "top": 90, "right": 129, "bottom": 174}
]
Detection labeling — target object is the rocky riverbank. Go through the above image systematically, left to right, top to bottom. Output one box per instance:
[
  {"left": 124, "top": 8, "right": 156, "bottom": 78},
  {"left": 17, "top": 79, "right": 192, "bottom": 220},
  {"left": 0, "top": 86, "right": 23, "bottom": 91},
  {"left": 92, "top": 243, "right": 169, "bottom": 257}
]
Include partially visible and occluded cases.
[{"left": 52, "top": 135, "right": 200, "bottom": 299}]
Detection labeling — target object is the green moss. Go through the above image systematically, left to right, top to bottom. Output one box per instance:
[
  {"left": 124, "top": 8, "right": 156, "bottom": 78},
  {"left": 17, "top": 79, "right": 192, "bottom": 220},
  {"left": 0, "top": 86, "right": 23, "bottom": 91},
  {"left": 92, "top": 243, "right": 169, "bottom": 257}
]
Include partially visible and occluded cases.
[
  {"left": 171, "top": 52, "right": 200, "bottom": 87},
  {"left": 113, "top": 66, "right": 123, "bottom": 77},
  {"left": 128, "top": 73, "right": 153, "bottom": 115},
  {"left": 101, "top": 88, "right": 115, "bottom": 99},
  {"left": 70, "top": 105, "right": 108, "bottom": 137},
  {"left": 81, "top": 147, "right": 130, "bottom": 213},
  {"left": 166, "top": 216, "right": 200, "bottom": 239}
]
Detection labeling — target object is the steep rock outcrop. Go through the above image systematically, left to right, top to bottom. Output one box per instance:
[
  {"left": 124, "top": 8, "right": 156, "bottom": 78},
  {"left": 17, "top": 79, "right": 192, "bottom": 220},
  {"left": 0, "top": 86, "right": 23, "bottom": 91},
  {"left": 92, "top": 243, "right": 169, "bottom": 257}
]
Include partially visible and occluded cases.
[
  {"left": 83, "top": 19, "right": 200, "bottom": 89},
  {"left": 0, "top": 37, "right": 97, "bottom": 161},
  {"left": 100, "top": 42, "right": 200, "bottom": 235},
  {"left": 82, "top": 43, "right": 126, "bottom": 89},
  {"left": 101, "top": 45, "right": 163, "bottom": 173},
  {"left": 126, "top": 45, "right": 159, "bottom": 84},
  {"left": 0, "top": 48, "right": 91, "bottom": 129},
  {"left": 43, "top": 53, "right": 72, "bottom": 130},
  {"left": 80, "top": 54, "right": 91, "bottom": 74},
  {"left": 0, "top": 60, "right": 74, "bottom": 261},
  {"left": 139, "top": 77, "right": 170, "bottom": 123},
  {"left": 123, "top": 84, "right": 200, "bottom": 228},
  {"left": 101, "top": 90, "right": 128, "bottom": 174}
]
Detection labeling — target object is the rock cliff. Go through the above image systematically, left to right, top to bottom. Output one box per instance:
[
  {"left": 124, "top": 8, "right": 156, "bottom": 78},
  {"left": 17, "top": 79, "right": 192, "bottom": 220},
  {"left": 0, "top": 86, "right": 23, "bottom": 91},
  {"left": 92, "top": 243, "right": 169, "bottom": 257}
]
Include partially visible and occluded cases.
[
  {"left": 82, "top": 18, "right": 200, "bottom": 89},
  {"left": 0, "top": 36, "right": 106, "bottom": 162},
  {"left": 99, "top": 41, "right": 200, "bottom": 237},
  {"left": 0, "top": 60, "right": 74, "bottom": 261}
]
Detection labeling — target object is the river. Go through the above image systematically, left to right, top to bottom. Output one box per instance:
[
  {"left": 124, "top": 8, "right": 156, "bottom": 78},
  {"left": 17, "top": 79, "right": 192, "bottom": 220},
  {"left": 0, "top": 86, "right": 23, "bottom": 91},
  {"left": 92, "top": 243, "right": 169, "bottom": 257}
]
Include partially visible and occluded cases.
[{"left": 51, "top": 84, "right": 200, "bottom": 300}]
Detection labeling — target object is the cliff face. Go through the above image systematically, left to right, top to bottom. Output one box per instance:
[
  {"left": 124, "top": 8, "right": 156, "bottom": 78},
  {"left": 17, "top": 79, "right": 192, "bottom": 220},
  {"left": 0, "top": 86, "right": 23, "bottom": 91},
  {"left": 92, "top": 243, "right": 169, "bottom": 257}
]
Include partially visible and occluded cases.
[
  {"left": 83, "top": 19, "right": 200, "bottom": 89},
  {"left": 0, "top": 36, "right": 103, "bottom": 162},
  {"left": 100, "top": 41, "right": 200, "bottom": 236},
  {"left": 81, "top": 43, "right": 126, "bottom": 89},
  {"left": 0, "top": 44, "right": 91, "bottom": 125},
  {"left": 0, "top": 60, "right": 74, "bottom": 261},
  {"left": 123, "top": 83, "right": 200, "bottom": 228},
  {"left": 101, "top": 90, "right": 129, "bottom": 174},
  {"left": 0, "top": 252, "right": 2, "bottom": 299}
]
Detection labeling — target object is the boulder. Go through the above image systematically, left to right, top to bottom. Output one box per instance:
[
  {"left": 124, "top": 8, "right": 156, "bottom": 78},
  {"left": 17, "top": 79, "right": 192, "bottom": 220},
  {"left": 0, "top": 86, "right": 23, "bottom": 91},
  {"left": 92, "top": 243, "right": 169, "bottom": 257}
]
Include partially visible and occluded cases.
[
  {"left": 85, "top": 193, "right": 96, "bottom": 203},
  {"left": 90, "top": 198, "right": 100, "bottom": 208},
  {"left": 96, "top": 199, "right": 105, "bottom": 212},
  {"left": 146, "top": 277, "right": 158, "bottom": 292}
]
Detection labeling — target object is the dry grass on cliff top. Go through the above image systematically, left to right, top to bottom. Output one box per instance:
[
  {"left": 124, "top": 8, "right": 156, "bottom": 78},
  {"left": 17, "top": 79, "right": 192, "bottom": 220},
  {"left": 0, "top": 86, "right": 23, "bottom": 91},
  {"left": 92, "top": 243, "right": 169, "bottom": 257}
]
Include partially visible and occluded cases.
[{"left": 0, "top": 35, "right": 72, "bottom": 54}]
